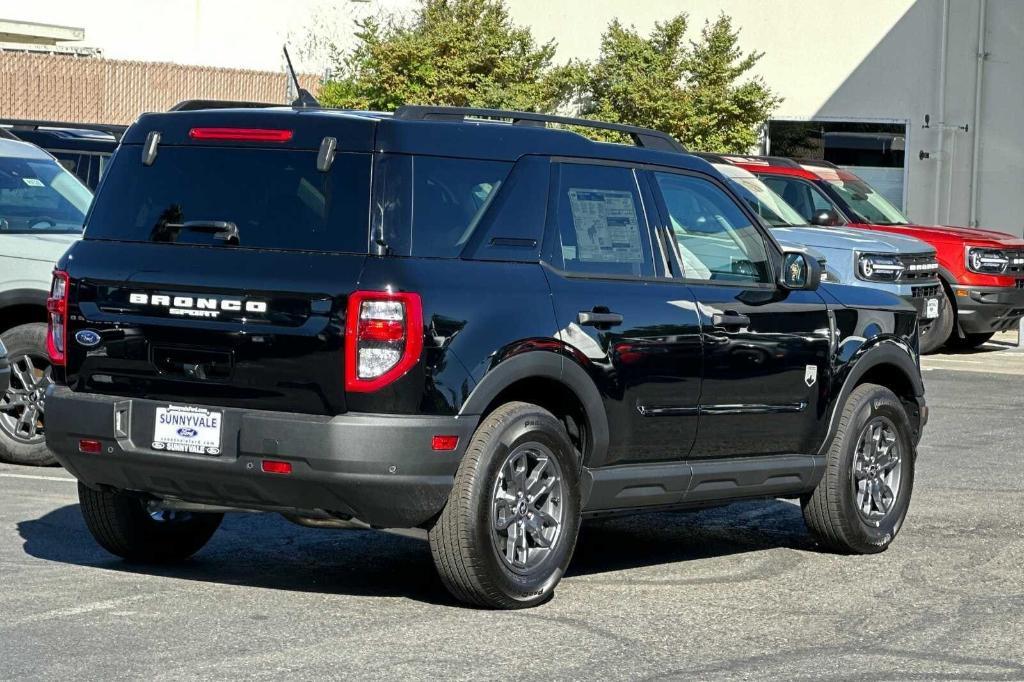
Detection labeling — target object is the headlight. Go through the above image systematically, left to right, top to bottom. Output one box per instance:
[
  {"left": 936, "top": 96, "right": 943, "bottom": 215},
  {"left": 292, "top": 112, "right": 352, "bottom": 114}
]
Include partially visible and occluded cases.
[
  {"left": 966, "top": 247, "right": 1009, "bottom": 274},
  {"left": 857, "top": 253, "right": 905, "bottom": 282}
]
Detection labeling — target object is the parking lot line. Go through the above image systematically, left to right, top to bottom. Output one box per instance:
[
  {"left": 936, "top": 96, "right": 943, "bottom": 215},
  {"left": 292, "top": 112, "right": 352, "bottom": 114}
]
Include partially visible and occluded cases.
[{"left": 0, "top": 473, "right": 76, "bottom": 483}]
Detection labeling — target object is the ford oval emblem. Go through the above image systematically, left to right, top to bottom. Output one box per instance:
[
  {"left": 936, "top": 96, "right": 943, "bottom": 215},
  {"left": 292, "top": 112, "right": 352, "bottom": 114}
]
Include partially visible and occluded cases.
[
  {"left": 75, "top": 329, "right": 102, "bottom": 347},
  {"left": 177, "top": 428, "right": 198, "bottom": 438}
]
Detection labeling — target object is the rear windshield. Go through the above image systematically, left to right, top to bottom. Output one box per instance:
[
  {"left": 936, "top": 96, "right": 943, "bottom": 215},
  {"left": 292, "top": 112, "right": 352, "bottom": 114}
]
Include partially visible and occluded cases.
[
  {"left": 85, "top": 147, "right": 370, "bottom": 252},
  {"left": 0, "top": 154, "right": 92, "bottom": 234}
]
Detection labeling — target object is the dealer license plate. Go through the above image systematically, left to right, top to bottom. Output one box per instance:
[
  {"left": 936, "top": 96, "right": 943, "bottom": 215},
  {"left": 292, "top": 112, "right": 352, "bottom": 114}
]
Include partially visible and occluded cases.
[
  {"left": 925, "top": 298, "right": 939, "bottom": 319},
  {"left": 152, "top": 405, "right": 223, "bottom": 455}
]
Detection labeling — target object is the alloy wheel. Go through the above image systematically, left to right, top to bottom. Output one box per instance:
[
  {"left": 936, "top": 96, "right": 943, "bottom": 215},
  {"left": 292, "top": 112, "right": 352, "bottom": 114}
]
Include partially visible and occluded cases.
[
  {"left": 0, "top": 352, "right": 52, "bottom": 444},
  {"left": 851, "top": 416, "right": 903, "bottom": 525},
  {"left": 490, "top": 442, "right": 565, "bottom": 572}
]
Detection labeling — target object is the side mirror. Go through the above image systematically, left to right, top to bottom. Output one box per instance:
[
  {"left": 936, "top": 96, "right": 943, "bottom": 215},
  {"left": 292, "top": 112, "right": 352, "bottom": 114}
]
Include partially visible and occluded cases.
[
  {"left": 810, "top": 209, "right": 840, "bottom": 227},
  {"left": 780, "top": 251, "right": 822, "bottom": 291}
]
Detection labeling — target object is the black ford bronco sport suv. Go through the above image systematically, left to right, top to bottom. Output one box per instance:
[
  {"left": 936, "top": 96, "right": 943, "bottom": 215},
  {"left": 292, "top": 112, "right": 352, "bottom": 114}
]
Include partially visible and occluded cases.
[{"left": 45, "top": 105, "right": 927, "bottom": 608}]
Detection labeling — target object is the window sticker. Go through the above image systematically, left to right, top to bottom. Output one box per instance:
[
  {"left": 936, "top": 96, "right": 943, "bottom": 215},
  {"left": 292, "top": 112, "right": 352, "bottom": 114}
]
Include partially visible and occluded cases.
[
  {"left": 22, "top": 178, "right": 45, "bottom": 187},
  {"left": 567, "top": 188, "right": 642, "bottom": 263}
]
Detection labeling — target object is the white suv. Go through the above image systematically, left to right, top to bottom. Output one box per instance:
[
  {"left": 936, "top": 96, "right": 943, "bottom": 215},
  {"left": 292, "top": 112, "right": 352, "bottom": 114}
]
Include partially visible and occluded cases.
[{"left": 0, "top": 135, "right": 91, "bottom": 465}]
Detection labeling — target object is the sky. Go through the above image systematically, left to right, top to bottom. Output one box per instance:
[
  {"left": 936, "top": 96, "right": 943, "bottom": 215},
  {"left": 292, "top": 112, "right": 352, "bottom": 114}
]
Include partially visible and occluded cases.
[{"left": 6, "top": 0, "right": 419, "bottom": 74}]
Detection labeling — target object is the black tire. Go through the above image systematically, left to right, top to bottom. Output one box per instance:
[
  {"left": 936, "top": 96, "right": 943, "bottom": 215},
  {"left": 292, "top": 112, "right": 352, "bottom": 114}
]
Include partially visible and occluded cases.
[
  {"left": 918, "top": 286, "right": 954, "bottom": 355},
  {"left": 0, "top": 323, "right": 57, "bottom": 466},
  {"left": 947, "top": 331, "right": 995, "bottom": 350},
  {"left": 802, "top": 383, "right": 915, "bottom": 554},
  {"left": 428, "top": 401, "right": 582, "bottom": 609},
  {"left": 78, "top": 483, "right": 223, "bottom": 562}
]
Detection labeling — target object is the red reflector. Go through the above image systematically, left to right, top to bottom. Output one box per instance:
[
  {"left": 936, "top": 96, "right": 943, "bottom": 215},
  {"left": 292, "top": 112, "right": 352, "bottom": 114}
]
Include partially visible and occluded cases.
[
  {"left": 188, "top": 127, "right": 293, "bottom": 142},
  {"left": 358, "top": 318, "right": 405, "bottom": 343},
  {"left": 431, "top": 435, "right": 459, "bottom": 451},
  {"left": 78, "top": 439, "right": 102, "bottom": 454},
  {"left": 261, "top": 459, "right": 293, "bottom": 475}
]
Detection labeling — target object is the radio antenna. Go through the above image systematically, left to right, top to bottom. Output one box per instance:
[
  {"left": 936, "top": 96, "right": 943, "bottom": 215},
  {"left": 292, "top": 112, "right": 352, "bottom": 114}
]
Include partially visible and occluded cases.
[{"left": 283, "top": 45, "right": 320, "bottom": 108}]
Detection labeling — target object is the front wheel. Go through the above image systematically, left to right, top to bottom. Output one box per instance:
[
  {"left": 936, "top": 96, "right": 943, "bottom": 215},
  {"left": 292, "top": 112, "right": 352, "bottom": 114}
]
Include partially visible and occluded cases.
[
  {"left": 947, "top": 331, "right": 995, "bottom": 350},
  {"left": 802, "top": 383, "right": 915, "bottom": 554},
  {"left": 428, "top": 402, "right": 582, "bottom": 609},
  {"left": 79, "top": 483, "right": 223, "bottom": 562}
]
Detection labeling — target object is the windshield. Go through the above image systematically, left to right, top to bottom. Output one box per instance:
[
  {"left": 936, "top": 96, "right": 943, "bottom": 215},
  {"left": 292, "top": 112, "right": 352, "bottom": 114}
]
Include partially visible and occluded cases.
[
  {"left": 85, "top": 147, "right": 371, "bottom": 252},
  {"left": 0, "top": 155, "right": 92, "bottom": 233},
  {"left": 730, "top": 176, "right": 806, "bottom": 227},
  {"left": 824, "top": 177, "right": 908, "bottom": 225}
]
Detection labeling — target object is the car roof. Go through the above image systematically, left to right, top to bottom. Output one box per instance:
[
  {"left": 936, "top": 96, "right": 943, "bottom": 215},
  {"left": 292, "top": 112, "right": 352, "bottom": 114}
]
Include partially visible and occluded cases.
[
  {"left": 121, "top": 106, "right": 718, "bottom": 174},
  {"left": 9, "top": 128, "right": 119, "bottom": 154},
  {"left": 0, "top": 137, "right": 56, "bottom": 160},
  {"left": 723, "top": 154, "right": 860, "bottom": 182}
]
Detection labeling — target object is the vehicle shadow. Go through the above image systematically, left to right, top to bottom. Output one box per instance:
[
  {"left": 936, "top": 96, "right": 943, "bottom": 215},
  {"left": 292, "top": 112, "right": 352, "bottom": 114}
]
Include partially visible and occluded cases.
[{"left": 17, "top": 499, "right": 813, "bottom": 605}]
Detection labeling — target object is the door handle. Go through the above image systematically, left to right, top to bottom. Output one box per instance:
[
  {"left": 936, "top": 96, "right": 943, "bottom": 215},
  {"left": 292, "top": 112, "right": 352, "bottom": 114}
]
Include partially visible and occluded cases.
[
  {"left": 578, "top": 310, "right": 624, "bottom": 327},
  {"left": 711, "top": 311, "right": 751, "bottom": 329}
]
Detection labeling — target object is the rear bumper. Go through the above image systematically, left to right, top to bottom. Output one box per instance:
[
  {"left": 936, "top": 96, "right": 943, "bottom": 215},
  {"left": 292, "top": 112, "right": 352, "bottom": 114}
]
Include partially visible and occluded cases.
[
  {"left": 952, "top": 284, "right": 1024, "bottom": 334},
  {"left": 45, "top": 387, "right": 477, "bottom": 528}
]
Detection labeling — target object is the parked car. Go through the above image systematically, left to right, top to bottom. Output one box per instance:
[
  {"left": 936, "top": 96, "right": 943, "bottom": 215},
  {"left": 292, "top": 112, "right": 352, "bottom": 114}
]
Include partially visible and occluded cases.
[
  {"left": 46, "top": 105, "right": 926, "bottom": 608},
  {"left": 1, "top": 119, "right": 125, "bottom": 191},
  {"left": 0, "top": 135, "right": 90, "bottom": 465},
  {"left": 696, "top": 154, "right": 946, "bottom": 353},
  {"left": 729, "top": 156, "right": 1024, "bottom": 350}
]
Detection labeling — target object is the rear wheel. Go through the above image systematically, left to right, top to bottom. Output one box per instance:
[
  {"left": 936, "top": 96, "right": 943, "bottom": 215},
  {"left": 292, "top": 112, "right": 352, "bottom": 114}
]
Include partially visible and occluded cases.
[
  {"left": 918, "top": 287, "right": 954, "bottom": 354},
  {"left": 0, "top": 323, "right": 56, "bottom": 466},
  {"left": 947, "top": 331, "right": 995, "bottom": 350},
  {"left": 802, "top": 383, "right": 915, "bottom": 554},
  {"left": 428, "top": 402, "right": 582, "bottom": 608},
  {"left": 78, "top": 483, "right": 222, "bottom": 562}
]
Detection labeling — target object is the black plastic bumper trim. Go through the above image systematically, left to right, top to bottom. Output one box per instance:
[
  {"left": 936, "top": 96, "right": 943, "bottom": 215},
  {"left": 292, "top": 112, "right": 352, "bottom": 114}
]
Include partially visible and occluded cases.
[{"left": 44, "top": 387, "right": 477, "bottom": 528}]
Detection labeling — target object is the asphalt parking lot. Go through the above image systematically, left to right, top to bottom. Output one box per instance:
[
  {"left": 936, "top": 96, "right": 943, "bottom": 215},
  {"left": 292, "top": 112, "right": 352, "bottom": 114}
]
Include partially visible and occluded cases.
[{"left": 2, "top": 341, "right": 1023, "bottom": 680}]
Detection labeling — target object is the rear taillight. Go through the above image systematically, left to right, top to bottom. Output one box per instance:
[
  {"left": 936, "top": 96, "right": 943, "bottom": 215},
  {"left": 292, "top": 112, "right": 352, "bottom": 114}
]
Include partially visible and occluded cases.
[
  {"left": 46, "top": 270, "right": 69, "bottom": 365},
  {"left": 344, "top": 290, "right": 423, "bottom": 392}
]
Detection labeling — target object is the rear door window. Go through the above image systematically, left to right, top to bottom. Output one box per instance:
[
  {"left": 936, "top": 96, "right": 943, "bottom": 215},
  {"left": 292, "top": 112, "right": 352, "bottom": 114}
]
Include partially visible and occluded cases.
[
  {"left": 85, "top": 147, "right": 371, "bottom": 253},
  {"left": 551, "top": 163, "right": 654, "bottom": 277}
]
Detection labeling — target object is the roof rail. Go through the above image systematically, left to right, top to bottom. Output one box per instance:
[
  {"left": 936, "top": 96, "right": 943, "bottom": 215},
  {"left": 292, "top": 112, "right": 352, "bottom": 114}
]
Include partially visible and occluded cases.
[
  {"left": 169, "top": 99, "right": 284, "bottom": 112},
  {"left": 394, "top": 105, "right": 686, "bottom": 153},
  {"left": 0, "top": 118, "right": 127, "bottom": 141},
  {"left": 689, "top": 151, "right": 732, "bottom": 165},
  {"left": 792, "top": 157, "right": 840, "bottom": 170}
]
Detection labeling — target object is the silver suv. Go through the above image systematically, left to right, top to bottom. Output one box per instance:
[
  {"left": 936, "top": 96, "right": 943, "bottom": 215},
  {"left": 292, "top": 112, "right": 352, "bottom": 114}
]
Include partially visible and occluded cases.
[{"left": 0, "top": 135, "right": 90, "bottom": 465}]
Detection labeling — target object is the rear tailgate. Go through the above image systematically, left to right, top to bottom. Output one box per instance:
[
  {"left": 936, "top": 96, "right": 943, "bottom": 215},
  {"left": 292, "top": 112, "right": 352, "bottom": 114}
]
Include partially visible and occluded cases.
[
  {"left": 60, "top": 112, "right": 376, "bottom": 415},
  {"left": 63, "top": 241, "right": 364, "bottom": 415}
]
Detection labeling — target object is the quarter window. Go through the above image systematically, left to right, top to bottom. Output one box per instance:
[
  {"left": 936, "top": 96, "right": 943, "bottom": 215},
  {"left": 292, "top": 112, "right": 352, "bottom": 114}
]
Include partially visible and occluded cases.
[
  {"left": 376, "top": 155, "right": 511, "bottom": 258},
  {"left": 554, "top": 164, "right": 653, "bottom": 277},
  {"left": 653, "top": 172, "right": 771, "bottom": 284}
]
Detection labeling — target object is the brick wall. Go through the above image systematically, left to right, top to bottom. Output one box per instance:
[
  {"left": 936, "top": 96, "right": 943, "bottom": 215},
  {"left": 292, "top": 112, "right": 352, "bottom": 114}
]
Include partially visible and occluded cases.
[{"left": 0, "top": 53, "right": 320, "bottom": 125}]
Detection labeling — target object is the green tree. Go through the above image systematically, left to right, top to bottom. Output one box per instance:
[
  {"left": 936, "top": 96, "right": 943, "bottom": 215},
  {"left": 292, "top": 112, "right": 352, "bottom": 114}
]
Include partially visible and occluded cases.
[
  {"left": 320, "top": 0, "right": 572, "bottom": 112},
  {"left": 577, "top": 13, "right": 781, "bottom": 152}
]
